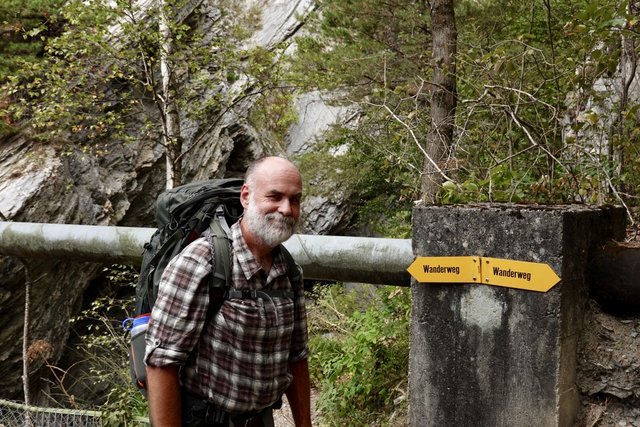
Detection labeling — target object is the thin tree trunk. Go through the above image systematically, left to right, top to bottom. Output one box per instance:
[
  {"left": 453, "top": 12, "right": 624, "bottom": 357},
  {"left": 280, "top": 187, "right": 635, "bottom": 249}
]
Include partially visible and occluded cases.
[
  {"left": 159, "top": 0, "right": 182, "bottom": 189},
  {"left": 422, "top": 0, "right": 457, "bottom": 203},
  {"left": 0, "top": 211, "right": 32, "bottom": 411},
  {"left": 22, "top": 259, "right": 34, "bottom": 427},
  {"left": 22, "top": 263, "right": 31, "bottom": 406}
]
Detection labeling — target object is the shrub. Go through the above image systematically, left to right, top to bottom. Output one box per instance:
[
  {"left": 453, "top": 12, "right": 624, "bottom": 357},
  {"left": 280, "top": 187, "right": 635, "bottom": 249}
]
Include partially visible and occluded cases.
[
  {"left": 68, "top": 265, "right": 148, "bottom": 426},
  {"left": 308, "top": 283, "right": 410, "bottom": 426}
]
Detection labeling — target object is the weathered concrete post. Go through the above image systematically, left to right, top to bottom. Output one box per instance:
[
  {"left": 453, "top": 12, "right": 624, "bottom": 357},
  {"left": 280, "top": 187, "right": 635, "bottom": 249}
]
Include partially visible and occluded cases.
[{"left": 409, "top": 204, "right": 626, "bottom": 427}]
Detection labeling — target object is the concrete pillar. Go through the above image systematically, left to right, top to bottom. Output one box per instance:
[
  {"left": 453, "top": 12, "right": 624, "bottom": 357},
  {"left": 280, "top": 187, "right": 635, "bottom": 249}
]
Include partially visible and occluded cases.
[{"left": 409, "top": 204, "right": 626, "bottom": 427}]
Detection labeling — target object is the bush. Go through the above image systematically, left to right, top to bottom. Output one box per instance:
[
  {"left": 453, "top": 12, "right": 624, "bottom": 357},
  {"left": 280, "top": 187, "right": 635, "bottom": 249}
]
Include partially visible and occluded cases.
[
  {"left": 68, "top": 265, "right": 148, "bottom": 426},
  {"left": 308, "top": 283, "right": 410, "bottom": 426}
]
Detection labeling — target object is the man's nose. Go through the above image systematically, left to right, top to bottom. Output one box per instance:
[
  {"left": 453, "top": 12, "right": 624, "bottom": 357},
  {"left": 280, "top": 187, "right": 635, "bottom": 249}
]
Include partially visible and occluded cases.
[{"left": 278, "top": 199, "right": 292, "bottom": 216}]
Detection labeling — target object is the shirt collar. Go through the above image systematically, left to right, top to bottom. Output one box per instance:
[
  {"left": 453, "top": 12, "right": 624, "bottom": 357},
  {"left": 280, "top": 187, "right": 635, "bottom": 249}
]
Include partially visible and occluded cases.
[{"left": 231, "top": 219, "right": 287, "bottom": 282}]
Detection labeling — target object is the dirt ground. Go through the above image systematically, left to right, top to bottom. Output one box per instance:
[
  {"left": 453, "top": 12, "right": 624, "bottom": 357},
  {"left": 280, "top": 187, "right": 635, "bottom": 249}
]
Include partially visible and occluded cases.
[
  {"left": 574, "top": 226, "right": 640, "bottom": 426},
  {"left": 575, "top": 301, "right": 640, "bottom": 426},
  {"left": 273, "top": 391, "right": 319, "bottom": 427},
  {"left": 272, "top": 395, "right": 299, "bottom": 427},
  {"left": 273, "top": 399, "right": 296, "bottom": 427}
]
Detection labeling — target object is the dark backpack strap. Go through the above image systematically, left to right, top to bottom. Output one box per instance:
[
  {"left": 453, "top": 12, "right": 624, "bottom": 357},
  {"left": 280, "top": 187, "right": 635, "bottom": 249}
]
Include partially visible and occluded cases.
[
  {"left": 209, "top": 206, "right": 232, "bottom": 290},
  {"left": 203, "top": 207, "right": 233, "bottom": 322},
  {"left": 281, "top": 245, "right": 302, "bottom": 298}
]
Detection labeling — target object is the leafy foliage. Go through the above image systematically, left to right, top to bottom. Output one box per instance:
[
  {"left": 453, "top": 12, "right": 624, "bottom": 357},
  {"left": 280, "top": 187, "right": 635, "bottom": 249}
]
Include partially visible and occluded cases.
[
  {"left": 0, "top": 0, "right": 65, "bottom": 81},
  {"left": 0, "top": 0, "right": 65, "bottom": 136},
  {"left": 2, "top": 0, "right": 271, "bottom": 177},
  {"left": 288, "top": 0, "right": 434, "bottom": 231},
  {"left": 289, "top": 0, "right": 640, "bottom": 222},
  {"left": 451, "top": 0, "right": 615, "bottom": 204},
  {"left": 246, "top": 47, "right": 300, "bottom": 152},
  {"left": 298, "top": 129, "right": 416, "bottom": 236},
  {"left": 65, "top": 265, "right": 147, "bottom": 426},
  {"left": 308, "top": 284, "right": 410, "bottom": 426}
]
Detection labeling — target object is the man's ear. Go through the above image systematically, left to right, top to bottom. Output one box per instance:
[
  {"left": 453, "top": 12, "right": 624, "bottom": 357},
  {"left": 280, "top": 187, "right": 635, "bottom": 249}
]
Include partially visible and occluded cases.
[{"left": 240, "top": 184, "right": 250, "bottom": 208}]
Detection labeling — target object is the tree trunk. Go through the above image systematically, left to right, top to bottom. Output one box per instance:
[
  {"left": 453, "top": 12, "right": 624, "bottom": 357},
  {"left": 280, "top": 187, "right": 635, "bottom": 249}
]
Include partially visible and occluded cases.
[
  {"left": 159, "top": 0, "right": 182, "bottom": 189},
  {"left": 422, "top": 0, "right": 457, "bottom": 203},
  {"left": 616, "top": 0, "right": 639, "bottom": 187},
  {"left": 22, "top": 261, "right": 31, "bottom": 406}
]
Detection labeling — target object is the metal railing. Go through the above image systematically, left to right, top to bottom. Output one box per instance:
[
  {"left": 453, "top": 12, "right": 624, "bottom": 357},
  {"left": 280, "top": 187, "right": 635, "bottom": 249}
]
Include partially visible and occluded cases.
[
  {"left": 0, "top": 221, "right": 414, "bottom": 285},
  {"left": 0, "top": 398, "right": 150, "bottom": 427}
]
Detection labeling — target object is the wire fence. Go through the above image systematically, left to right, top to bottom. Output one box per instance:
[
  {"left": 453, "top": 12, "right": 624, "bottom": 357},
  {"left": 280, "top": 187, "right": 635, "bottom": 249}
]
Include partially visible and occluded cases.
[{"left": 0, "top": 398, "right": 149, "bottom": 427}]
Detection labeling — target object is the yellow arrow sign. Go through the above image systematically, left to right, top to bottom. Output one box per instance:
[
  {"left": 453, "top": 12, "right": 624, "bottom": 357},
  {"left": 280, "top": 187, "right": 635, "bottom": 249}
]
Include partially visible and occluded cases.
[
  {"left": 407, "top": 256, "right": 480, "bottom": 284},
  {"left": 407, "top": 256, "right": 561, "bottom": 292},
  {"left": 480, "top": 257, "right": 560, "bottom": 292}
]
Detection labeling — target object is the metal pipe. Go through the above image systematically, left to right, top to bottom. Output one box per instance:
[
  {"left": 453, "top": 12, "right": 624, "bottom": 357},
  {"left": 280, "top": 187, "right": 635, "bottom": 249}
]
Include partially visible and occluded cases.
[
  {"left": 0, "top": 222, "right": 414, "bottom": 285},
  {"left": 0, "top": 222, "right": 151, "bottom": 265},
  {"left": 284, "top": 233, "right": 412, "bottom": 285}
]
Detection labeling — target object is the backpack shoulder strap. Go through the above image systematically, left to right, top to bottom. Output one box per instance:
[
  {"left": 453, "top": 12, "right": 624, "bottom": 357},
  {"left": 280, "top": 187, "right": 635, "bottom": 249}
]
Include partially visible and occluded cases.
[
  {"left": 203, "top": 206, "right": 232, "bottom": 321},
  {"left": 209, "top": 208, "right": 232, "bottom": 291},
  {"left": 281, "top": 245, "right": 302, "bottom": 296}
]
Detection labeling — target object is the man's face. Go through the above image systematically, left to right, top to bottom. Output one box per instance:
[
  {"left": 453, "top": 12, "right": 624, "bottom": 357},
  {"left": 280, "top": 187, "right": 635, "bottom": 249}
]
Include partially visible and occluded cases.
[
  {"left": 242, "top": 159, "right": 302, "bottom": 248},
  {"left": 244, "top": 193, "right": 298, "bottom": 247}
]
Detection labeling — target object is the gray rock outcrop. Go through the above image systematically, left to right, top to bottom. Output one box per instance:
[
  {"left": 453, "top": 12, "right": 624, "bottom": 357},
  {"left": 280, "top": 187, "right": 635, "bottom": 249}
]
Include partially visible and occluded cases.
[{"left": 0, "top": 133, "right": 160, "bottom": 401}]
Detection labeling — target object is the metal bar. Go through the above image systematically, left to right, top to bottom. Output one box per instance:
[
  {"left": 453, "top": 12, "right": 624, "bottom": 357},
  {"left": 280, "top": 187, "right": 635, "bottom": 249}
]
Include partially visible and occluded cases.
[
  {"left": 0, "top": 222, "right": 413, "bottom": 285},
  {"left": 0, "top": 222, "right": 151, "bottom": 264},
  {"left": 284, "top": 233, "right": 412, "bottom": 285}
]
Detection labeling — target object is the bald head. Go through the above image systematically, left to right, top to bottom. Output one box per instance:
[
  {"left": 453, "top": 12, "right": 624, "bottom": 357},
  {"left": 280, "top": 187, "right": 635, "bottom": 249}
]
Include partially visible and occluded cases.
[{"left": 244, "top": 156, "right": 301, "bottom": 188}]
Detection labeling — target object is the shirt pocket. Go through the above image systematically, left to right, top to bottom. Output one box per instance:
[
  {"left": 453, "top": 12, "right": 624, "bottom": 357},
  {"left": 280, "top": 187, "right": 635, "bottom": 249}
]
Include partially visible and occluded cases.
[{"left": 213, "top": 297, "right": 295, "bottom": 361}]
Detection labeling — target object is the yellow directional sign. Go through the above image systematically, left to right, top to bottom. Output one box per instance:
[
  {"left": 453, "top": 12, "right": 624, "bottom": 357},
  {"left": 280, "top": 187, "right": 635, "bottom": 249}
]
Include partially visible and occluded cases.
[
  {"left": 407, "top": 256, "right": 480, "bottom": 284},
  {"left": 408, "top": 256, "right": 561, "bottom": 292},
  {"left": 480, "top": 257, "right": 560, "bottom": 292}
]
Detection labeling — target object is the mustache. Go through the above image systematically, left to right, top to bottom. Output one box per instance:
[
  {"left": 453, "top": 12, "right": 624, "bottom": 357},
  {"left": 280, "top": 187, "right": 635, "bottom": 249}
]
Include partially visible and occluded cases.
[{"left": 264, "top": 212, "right": 296, "bottom": 228}]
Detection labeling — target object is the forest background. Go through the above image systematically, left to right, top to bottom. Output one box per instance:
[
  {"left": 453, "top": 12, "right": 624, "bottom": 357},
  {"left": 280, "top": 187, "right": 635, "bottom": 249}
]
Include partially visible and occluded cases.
[{"left": 1, "top": 0, "right": 639, "bottom": 426}]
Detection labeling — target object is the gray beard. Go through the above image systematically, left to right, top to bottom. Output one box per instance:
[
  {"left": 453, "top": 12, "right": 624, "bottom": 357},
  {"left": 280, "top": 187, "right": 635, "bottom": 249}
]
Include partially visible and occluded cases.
[{"left": 244, "top": 204, "right": 296, "bottom": 248}]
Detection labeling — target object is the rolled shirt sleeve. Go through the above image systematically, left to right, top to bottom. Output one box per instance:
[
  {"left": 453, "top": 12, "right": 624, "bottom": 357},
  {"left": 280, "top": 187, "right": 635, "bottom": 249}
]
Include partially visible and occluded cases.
[{"left": 145, "top": 238, "right": 212, "bottom": 367}]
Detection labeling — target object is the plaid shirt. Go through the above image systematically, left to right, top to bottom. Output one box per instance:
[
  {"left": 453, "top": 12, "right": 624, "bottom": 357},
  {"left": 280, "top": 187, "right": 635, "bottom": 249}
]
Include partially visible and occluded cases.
[{"left": 145, "top": 220, "right": 308, "bottom": 414}]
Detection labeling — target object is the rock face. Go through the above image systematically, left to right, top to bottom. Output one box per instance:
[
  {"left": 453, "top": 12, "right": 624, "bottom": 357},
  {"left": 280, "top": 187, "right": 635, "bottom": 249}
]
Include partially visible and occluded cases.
[
  {"left": 0, "top": 0, "right": 353, "bottom": 403},
  {"left": 288, "top": 91, "right": 361, "bottom": 235},
  {"left": 0, "top": 132, "right": 164, "bottom": 401},
  {"left": 0, "top": 154, "right": 176, "bottom": 399},
  {"left": 576, "top": 301, "right": 640, "bottom": 425}
]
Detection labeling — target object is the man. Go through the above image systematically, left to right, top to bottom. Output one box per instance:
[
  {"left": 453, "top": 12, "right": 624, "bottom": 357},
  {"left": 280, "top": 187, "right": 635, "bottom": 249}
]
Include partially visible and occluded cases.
[{"left": 145, "top": 156, "right": 312, "bottom": 427}]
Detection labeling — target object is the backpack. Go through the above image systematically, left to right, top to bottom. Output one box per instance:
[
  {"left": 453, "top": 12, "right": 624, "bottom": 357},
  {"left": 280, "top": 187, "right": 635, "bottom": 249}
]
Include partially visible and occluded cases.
[{"left": 127, "top": 178, "right": 301, "bottom": 394}]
